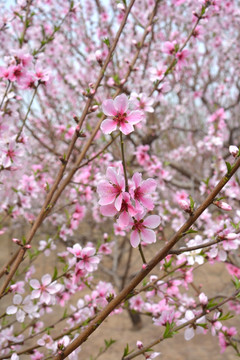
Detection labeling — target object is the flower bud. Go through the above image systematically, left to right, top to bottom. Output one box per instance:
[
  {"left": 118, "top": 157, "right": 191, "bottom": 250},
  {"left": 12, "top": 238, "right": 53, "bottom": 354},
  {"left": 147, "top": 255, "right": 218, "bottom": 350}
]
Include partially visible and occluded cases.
[
  {"left": 229, "top": 145, "right": 239, "bottom": 158},
  {"left": 178, "top": 199, "right": 191, "bottom": 213},
  {"left": 214, "top": 201, "right": 232, "bottom": 211}
]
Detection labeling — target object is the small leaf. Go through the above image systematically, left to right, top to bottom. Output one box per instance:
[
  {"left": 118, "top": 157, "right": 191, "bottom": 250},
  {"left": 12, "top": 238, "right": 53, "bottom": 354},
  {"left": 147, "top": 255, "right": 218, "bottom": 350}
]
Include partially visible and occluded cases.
[
  {"left": 225, "top": 161, "right": 232, "bottom": 174},
  {"left": 189, "top": 195, "right": 194, "bottom": 212},
  {"left": 52, "top": 266, "right": 58, "bottom": 281}
]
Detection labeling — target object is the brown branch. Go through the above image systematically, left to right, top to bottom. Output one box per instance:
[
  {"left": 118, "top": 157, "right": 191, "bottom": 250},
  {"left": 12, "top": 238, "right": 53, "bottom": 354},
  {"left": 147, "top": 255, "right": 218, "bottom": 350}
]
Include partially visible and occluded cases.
[
  {"left": 52, "top": 158, "right": 240, "bottom": 360},
  {"left": 123, "top": 289, "right": 240, "bottom": 360}
]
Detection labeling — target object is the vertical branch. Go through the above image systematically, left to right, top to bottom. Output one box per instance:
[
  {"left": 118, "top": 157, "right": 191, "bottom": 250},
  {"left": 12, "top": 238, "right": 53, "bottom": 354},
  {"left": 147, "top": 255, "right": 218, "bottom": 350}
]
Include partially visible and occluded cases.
[
  {"left": 16, "top": 84, "right": 39, "bottom": 142},
  {"left": 120, "top": 131, "right": 129, "bottom": 192}
]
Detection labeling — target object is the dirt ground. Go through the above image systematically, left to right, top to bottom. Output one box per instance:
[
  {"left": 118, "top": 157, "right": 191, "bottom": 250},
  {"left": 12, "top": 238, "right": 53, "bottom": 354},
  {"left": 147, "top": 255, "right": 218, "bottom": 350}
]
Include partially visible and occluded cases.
[{"left": 0, "top": 221, "right": 239, "bottom": 360}]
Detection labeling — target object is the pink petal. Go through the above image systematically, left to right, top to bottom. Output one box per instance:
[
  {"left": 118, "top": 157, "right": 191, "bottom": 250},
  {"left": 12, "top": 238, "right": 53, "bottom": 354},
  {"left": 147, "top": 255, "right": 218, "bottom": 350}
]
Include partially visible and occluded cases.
[
  {"left": 114, "top": 94, "right": 128, "bottom": 114},
  {"left": 102, "top": 99, "right": 117, "bottom": 116},
  {"left": 125, "top": 110, "right": 143, "bottom": 125},
  {"left": 100, "top": 119, "right": 117, "bottom": 134},
  {"left": 119, "top": 122, "right": 134, "bottom": 135},
  {"left": 106, "top": 167, "right": 119, "bottom": 184},
  {"left": 132, "top": 172, "right": 142, "bottom": 188},
  {"left": 141, "top": 178, "right": 157, "bottom": 193},
  {"left": 115, "top": 193, "right": 123, "bottom": 211},
  {"left": 140, "top": 196, "right": 154, "bottom": 210},
  {"left": 100, "top": 204, "right": 117, "bottom": 216},
  {"left": 118, "top": 211, "right": 130, "bottom": 227},
  {"left": 143, "top": 215, "right": 160, "bottom": 229},
  {"left": 141, "top": 228, "right": 156, "bottom": 244},
  {"left": 130, "top": 230, "right": 140, "bottom": 248},
  {"left": 41, "top": 274, "right": 52, "bottom": 286},
  {"left": 30, "top": 279, "right": 40, "bottom": 290},
  {"left": 47, "top": 282, "right": 62, "bottom": 294},
  {"left": 31, "top": 289, "right": 41, "bottom": 299},
  {"left": 40, "top": 291, "right": 51, "bottom": 304},
  {"left": 13, "top": 294, "right": 22, "bottom": 305},
  {"left": 6, "top": 305, "right": 18, "bottom": 315},
  {"left": 16, "top": 309, "right": 25, "bottom": 323},
  {"left": 185, "top": 327, "right": 195, "bottom": 341}
]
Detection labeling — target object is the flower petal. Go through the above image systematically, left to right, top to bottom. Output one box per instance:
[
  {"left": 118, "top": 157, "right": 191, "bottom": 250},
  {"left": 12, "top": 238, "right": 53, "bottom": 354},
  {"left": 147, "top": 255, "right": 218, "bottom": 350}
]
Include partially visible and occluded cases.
[
  {"left": 114, "top": 94, "right": 128, "bottom": 114},
  {"left": 102, "top": 99, "right": 117, "bottom": 116},
  {"left": 125, "top": 110, "right": 143, "bottom": 124},
  {"left": 100, "top": 119, "right": 117, "bottom": 134},
  {"left": 119, "top": 122, "right": 134, "bottom": 135},
  {"left": 132, "top": 172, "right": 142, "bottom": 188},
  {"left": 115, "top": 193, "right": 123, "bottom": 211},
  {"left": 100, "top": 204, "right": 117, "bottom": 216},
  {"left": 118, "top": 211, "right": 130, "bottom": 227},
  {"left": 144, "top": 215, "right": 161, "bottom": 229},
  {"left": 141, "top": 228, "right": 156, "bottom": 244},
  {"left": 130, "top": 230, "right": 140, "bottom": 248},
  {"left": 42, "top": 274, "right": 52, "bottom": 286},
  {"left": 30, "top": 279, "right": 40, "bottom": 290},
  {"left": 6, "top": 305, "right": 18, "bottom": 315},
  {"left": 185, "top": 327, "right": 195, "bottom": 341}
]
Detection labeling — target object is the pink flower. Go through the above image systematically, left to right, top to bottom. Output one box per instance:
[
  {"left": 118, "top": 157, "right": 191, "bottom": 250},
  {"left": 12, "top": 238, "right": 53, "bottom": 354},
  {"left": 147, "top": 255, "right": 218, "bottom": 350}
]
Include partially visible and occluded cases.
[
  {"left": 162, "top": 41, "right": 176, "bottom": 55},
  {"left": 176, "top": 49, "right": 189, "bottom": 70},
  {"left": 149, "top": 62, "right": 167, "bottom": 82},
  {"left": 130, "top": 92, "right": 154, "bottom": 113},
  {"left": 101, "top": 94, "right": 143, "bottom": 135},
  {"left": 2, "top": 141, "right": 22, "bottom": 167},
  {"left": 229, "top": 145, "right": 239, "bottom": 157},
  {"left": 97, "top": 167, "right": 125, "bottom": 211},
  {"left": 130, "top": 172, "right": 157, "bottom": 211},
  {"left": 101, "top": 192, "right": 137, "bottom": 227},
  {"left": 178, "top": 199, "right": 191, "bottom": 212},
  {"left": 214, "top": 201, "right": 232, "bottom": 211},
  {"left": 129, "top": 214, "right": 161, "bottom": 248},
  {"left": 77, "top": 247, "right": 100, "bottom": 272},
  {"left": 30, "top": 274, "right": 62, "bottom": 304},
  {"left": 199, "top": 292, "right": 208, "bottom": 305},
  {"left": 6, "top": 294, "right": 38, "bottom": 323}
]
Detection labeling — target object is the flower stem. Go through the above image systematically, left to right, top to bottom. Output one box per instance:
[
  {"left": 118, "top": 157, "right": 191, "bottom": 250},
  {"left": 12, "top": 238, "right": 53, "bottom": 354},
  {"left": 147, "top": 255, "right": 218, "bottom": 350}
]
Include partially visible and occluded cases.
[
  {"left": 0, "top": 80, "right": 11, "bottom": 110},
  {"left": 16, "top": 84, "right": 39, "bottom": 142},
  {"left": 120, "top": 131, "right": 129, "bottom": 192},
  {"left": 138, "top": 243, "right": 146, "bottom": 264}
]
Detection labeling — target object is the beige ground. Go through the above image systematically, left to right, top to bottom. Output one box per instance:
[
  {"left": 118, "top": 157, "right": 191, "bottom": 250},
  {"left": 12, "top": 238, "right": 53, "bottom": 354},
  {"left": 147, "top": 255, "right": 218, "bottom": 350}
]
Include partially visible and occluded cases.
[{"left": 0, "top": 222, "right": 239, "bottom": 360}]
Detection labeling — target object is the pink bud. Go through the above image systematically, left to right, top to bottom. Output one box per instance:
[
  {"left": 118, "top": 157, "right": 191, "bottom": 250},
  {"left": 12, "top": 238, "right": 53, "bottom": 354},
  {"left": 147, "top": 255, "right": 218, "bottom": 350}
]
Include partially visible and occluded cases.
[
  {"left": 117, "top": 3, "right": 125, "bottom": 11},
  {"left": 95, "top": 50, "right": 102, "bottom": 62},
  {"left": 91, "top": 105, "right": 98, "bottom": 112},
  {"left": 229, "top": 145, "right": 239, "bottom": 158},
  {"left": 178, "top": 199, "right": 191, "bottom": 212},
  {"left": 214, "top": 201, "right": 232, "bottom": 211},
  {"left": 224, "top": 233, "right": 238, "bottom": 240},
  {"left": 12, "top": 238, "right": 20, "bottom": 243},
  {"left": 25, "top": 244, "right": 31, "bottom": 249},
  {"left": 142, "top": 263, "right": 147, "bottom": 269},
  {"left": 199, "top": 292, "right": 208, "bottom": 305},
  {"left": 137, "top": 341, "right": 143, "bottom": 349}
]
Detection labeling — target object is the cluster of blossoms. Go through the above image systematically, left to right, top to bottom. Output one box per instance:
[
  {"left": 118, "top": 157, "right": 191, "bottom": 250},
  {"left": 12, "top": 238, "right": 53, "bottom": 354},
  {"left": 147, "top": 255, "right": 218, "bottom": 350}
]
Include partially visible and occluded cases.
[
  {"left": 1, "top": 0, "right": 240, "bottom": 359},
  {"left": 97, "top": 166, "right": 160, "bottom": 248}
]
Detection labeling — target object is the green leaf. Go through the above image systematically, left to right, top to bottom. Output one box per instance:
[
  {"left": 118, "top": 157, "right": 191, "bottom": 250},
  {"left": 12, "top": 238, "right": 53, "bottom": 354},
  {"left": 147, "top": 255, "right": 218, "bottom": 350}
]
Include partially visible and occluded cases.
[
  {"left": 103, "top": 37, "right": 110, "bottom": 48},
  {"left": 225, "top": 161, "right": 232, "bottom": 174},
  {"left": 189, "top": 195, "right": 194, "bottom": 212},
  {"left": 184, "top": 228, "right": 198, "bottom": 235},
  {"left": 52, "top": 266, "right": 58, "bottom": 281},
  {"left": 232, "top": 276, "right": 240, "bottom": 290},
  {"left": 62, "top": 308, "right": 68, "bottom": 319},
  {"left": 218, "top": 312, "right": 234, "bottom": 321},
  {"left": 163, "top": 321, "right": 176, "bottom": 339},
  {"left": 104, "top": 338, "right": 116, "bottom": 349},
  {"left": 123, "top": 344, "right": 133, "bottom": 357}
]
